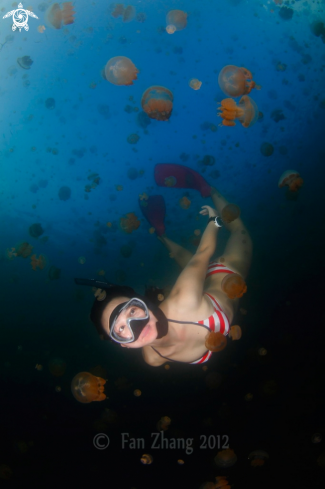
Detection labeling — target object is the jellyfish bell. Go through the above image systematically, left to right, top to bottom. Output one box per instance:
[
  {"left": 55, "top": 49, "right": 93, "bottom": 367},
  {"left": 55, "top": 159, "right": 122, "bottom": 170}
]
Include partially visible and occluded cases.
[
  {"left": 45, "top": 2, "right": 75, "bottom": 30},
  {"left": 166, "top": 10, "right": 187, "bottom": 31},
  {"left": 17, "top": 56, "right": 33, "bottom": 70},
  {"left": 104, "top": 56, "right": 139, "bottom": 86},
  {"left": 218, "top": 65, "right": 259, "bottom": 97},
  {"left": 189, "top": 78, "right": 202, "bottom": 90},
  {"left": 141, "top": 86, "right": 173, "bottom": 121},
  {"left": 217, "top": 96, "right": 259, "bottom": 128},
  {"left": 278, "top": 170, "right": 303, "bottom": 192},
  {"left": 221, "top": 203, "right": 241, "bottom": 223},
  {"left": 221, "top": 273, "right": 247, "bottom": 299},
  {"left": 229, "top": 325, "right": 242, "bottom": 340},
  {"left": 205, "top": 332, "right": 227, "bottom": 352},
  {"left": 49, "top": 357, "right": 66, "bottom": 376},
  {"left": 71, "top": 372, "right": 106, "bottom": 403},
  {"left": 214, "top": 448, "right": 237, "bottom": 468},
  {"left": 248, "top": 450, "right": 269, "bottom": 467},
  {"left": 140, "top": 454, "right": 153, "bottom": 464}
]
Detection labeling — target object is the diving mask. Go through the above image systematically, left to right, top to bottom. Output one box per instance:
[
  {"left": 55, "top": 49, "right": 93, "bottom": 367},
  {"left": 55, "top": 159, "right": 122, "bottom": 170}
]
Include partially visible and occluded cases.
[{"left": 109, "top": 298, "right": 150, "bottom": 344}]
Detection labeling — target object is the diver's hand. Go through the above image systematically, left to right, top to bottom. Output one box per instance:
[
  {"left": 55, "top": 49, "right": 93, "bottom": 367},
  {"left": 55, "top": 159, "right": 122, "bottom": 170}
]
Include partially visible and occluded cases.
[{"left": 199, "top": 205, "right": 217, "bottom": 218}]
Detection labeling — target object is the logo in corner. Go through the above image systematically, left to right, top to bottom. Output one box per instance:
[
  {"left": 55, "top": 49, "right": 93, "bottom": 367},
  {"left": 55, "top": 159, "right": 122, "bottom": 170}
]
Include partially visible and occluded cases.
[{"left": 3, "top": 3, "right": 38, "bottom": 32}]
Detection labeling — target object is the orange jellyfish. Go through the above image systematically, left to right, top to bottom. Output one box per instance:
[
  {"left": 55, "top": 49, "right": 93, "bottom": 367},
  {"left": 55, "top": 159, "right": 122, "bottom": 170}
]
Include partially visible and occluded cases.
[
  {"left": 45, "top": 2, "right": 75, "bottom": 30},
  {"left": 111, "top": 3, "right": 124, "bottom": 18},
  {"left": 166, "top": 10, "right": 187, "bottom": 31},
  {"left": 104, "top": 56, "right": 139, "bottom": 86},
  {"left": 218, "top": 65, "right": 259, "bottom": 97},
  {"left": 189, "top": 78, "right": 202, "bottom": 90},
  {"left": 141, "top": 86, "right": 173, "bottom": 121},
  {"left": 217, "top": 96, "right": 259, "bottom": 128},
  {"left": 278, "top": 170, "right": 303, "bottom": 192},
  {"left": 179, "top": 196, "right": 191, "bottom": 209},
  {"left": 221, "top": 203, "right": 241, "bottom": 223},
  {"left": 119, "top": 212, "right": 141, "bottom": 233},
  {"left": 16, "top": 242, "right": 33, "bottom": 258},
  {"left": 30, "top": 254, "right": 46, "bottom": 271},
  {"left": 221, "top": 274, "right": 247, "bottom": 299},
  {"left": 229, "top": 325, "right": 242, "bottom": 340},
  {"left": 205, "top": 332, "right": 227, "bottom": 352},
  {"left": 49, "top": 357, "right": 66, "bottom": 377},
  {"left": 71, "top": 372, "right": 106, "bottom": 403},
  {"left": 157, "top": 416, "right": 171, "bottom": 431},
  {"left": 214, "top": 448, "right": 237, "bottom": 468},
  {"left": 248, "top": 450, "right": 269, "bottom": 467},
  {"left": 140, "top": 454, "right": 153, "bottom": 464},
  {"left": 214, "top": 476, "right": 231, "bottom": 489}
]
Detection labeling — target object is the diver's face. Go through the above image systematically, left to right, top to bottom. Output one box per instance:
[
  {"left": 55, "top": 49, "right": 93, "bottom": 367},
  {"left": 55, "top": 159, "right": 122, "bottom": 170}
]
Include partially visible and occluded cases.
[{"left": 102, "top": 297, "right": 158, "bottom": 348}]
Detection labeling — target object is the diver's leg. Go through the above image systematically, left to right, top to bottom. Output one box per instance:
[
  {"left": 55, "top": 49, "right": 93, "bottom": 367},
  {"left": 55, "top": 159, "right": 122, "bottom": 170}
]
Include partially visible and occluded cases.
[
  {"left": 210, "top": 187, "right": 252, "bottom": 279},
  {"left": 158, "top": 236, "right": 194, "bottom": 269}
]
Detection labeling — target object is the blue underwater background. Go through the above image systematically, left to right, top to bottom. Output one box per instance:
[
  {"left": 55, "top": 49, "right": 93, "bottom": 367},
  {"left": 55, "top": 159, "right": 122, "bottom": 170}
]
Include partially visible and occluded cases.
[{"left": 0, "top": 0, "right": 325, "bottom": 487}]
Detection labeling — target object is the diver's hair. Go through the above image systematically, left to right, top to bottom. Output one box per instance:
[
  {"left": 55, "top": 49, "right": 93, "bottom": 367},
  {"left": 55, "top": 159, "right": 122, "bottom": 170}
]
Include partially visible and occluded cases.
[
  {"left": 90, "top": 284, "right": 165, "bottom": 340},
  {"left": 90, "top": 285, "right": 135, "bottom": 340}
]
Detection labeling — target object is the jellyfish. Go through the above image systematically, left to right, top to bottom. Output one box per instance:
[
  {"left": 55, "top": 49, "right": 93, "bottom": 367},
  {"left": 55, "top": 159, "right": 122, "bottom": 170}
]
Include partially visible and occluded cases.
[
  {"left": 45, "top": 2, "right": 75, "bottom": 30},
  {"left": 111, "top": 3, "right": 124, "bottom": 18},
  {"left": 123, "top": 5, "right": 135, "bottom": 22},
  {"left": 279, "top": 6, "right": 294, "bottom": 20},
  {"left": 166, "top": 10, "right": 187, "bottom": 31},
  {"left": 166, "top": 24, "right": 176, "bottom": 34},
  {"left": 17, "top": 56, "right": 33, "bottom": 70},
  {"left": 104, "top": 56, "right": 139, "bottom": 86},
  {"left": 218, "top": 65, "right": 258, "bottom": 97},
  {"left": 189, "top": 78, "right": 202, "bottom": 90},
  {"left": 141, "top": 86, "right": 173, "bottom": 121},
  {"left": 217, "top": 96, "right": 259, "bottom": 128},
  {"left": 45, "top": 98, "right": 55, "bottom": 109},
  {"left": 127, "top": 134, "right": 140, "bottom": 144},
  {"left": 260, "top": 142, "right": 274, "bottom": 157},
  {"left": 278, "top": 170, "right": 303, "bottom": 192},
  {"left": 164, "top": 176, "right": 177, "bottom": 187},
  {"left": 58, "top": 186, "right": 71, "bottom": 201},
  {"left": 179, "top": 196, "right": 191, "bottom": 209},
  {"left": 219, "top": 204, "right": 241, "bottom": 224},
  {"left": 119, "top": 213, "right": 140, "bottom": 233},
  {"left": 29, "top": 223, "right": 44, "bottom": 238},
  {"left": 16, "top": 242, "right": 33, "bottom": 258},
  {"left": 30, "top": 254, "right": 46, "bottom": 271},
  {"left": 78, "top": 256, "right": 86, "bottom": 264},
  {"left": 48, "top": 265, "right": 61, "bottom": 280},
  {"left": 221, "top": 274, "right": 247, "bottom": 299},
  {"left": 94, "top": 288, "right": 106, "bottom": 301},
  {"left": 229, "top": 325, "right": 242, "bottom": 340},
  {"left": 205, "top": 332, "right": 227, "bottom": 352},
  {"left": 258, "top": 347, "right": 267, "bottom": 356},
  {"left": 49, "top": 357, "right": 66, "bottom": 376},
  {"left": 71, "top": 372, "right": 106, "bottom": 403},
  {"left": 134, "top": 389, "right": 141, "bottom": 397},
  {"left": 157, "top": 416, "right": 171, "bottom": 431},
  {"left": 312, "top": 433, "right": 322, "bottom": 444},
  {"left": 214, "top": 448, "right": 237, "bottom": 468},
  {"left": 248, "top": 450, "right": 269, "bottom": 467},
  {"left": 140, "top": 454, "right": 153, "bottom": 464},
  {"left": 0, "top": 464, "right": 13, "bottom": 481},
  {"left": 215, "top": 476, "right": 230, "bottom": 489}
]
